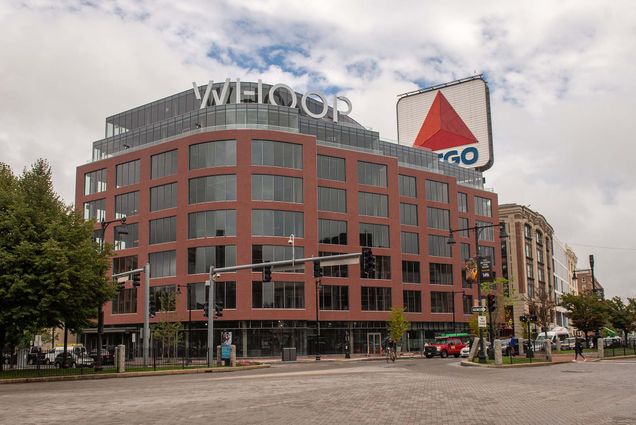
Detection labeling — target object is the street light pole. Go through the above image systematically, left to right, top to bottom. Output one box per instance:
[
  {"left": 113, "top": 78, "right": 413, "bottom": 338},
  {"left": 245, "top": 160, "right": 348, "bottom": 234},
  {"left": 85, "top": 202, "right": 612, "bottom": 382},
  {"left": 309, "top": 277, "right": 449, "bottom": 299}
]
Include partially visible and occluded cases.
[
  {"left": 96, "top": 216, "right": 126, "bottom": 371},
  {"left": 448, "top": 222, "right": 506, "bottom": 364},
  {"left": 474, "top": 228, "right": 486, "bottom": 363},
  {"left": 589, "top": 255, "right": 596, "bottom": 293},
  {"left": 143, "top": 263, "right": 150, "bottom": 367},
  {"left": 207, "top": 267, "right": 217, "bottom": 368},
  {"left": 315, "top": 277, "right": 321, "bottom": 361}
]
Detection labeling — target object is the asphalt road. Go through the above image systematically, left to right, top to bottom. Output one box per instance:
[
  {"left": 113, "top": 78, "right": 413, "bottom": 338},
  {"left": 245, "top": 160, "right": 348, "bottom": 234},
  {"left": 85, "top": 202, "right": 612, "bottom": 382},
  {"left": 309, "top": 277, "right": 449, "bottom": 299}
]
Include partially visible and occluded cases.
[{"left": 1, "top": 357, "right": 635, "bottom": 424}]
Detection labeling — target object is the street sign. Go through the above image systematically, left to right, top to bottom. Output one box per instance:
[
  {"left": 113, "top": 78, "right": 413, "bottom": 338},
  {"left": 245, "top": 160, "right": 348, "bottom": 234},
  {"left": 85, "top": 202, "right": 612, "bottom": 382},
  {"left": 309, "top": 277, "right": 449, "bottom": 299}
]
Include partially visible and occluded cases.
[
  {"left": 479, "top": 257, "right": 493, "bottom": 281},
  {"left": 472, "top": 306, "right": 486, "bottom": 313},
  {"left": 478, "top": 316, "right": 487, "bottom": 328},
  {"left": 221, "top": 345, "right": 231, "bottom": 360}
]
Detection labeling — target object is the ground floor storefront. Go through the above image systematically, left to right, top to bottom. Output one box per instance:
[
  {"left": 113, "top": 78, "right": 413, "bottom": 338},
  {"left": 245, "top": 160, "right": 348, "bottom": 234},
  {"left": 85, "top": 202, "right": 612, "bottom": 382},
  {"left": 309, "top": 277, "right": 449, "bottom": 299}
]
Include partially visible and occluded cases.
[{"left": 81, "top": 320, "right": 470, "bottom": 358}]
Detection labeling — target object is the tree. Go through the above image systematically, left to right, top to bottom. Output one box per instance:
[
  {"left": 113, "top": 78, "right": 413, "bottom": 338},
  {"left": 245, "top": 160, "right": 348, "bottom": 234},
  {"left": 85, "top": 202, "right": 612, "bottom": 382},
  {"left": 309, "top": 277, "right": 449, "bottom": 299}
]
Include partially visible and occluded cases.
[
  {"left": 0, "top": 160, "right": 113, "bottom": 364},
  {"left": 480, "top": 277, "right": 514, "bottom": 338},
  {"left": 526, "top": 285, "right": 557, "bottom": 338},
  {"left": 152, "top": 291, "right": 183, "bottom": 359},
  {"left": 560, "top": 291, "right": 608, "bottom": 344},
  {"left": 606, "top": 297, "right": 634, "bottom": 344},
  {"left": 387, "top": 307, "right": 409, "bottom": 345}
]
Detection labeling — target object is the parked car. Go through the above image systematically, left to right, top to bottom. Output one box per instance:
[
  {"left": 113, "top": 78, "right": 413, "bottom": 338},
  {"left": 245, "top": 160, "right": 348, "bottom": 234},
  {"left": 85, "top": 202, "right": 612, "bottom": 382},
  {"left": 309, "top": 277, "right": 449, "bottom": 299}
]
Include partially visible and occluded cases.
[
  {"left": 604, "top": 336, "right": 623, "bottom": 348},
  {"left": 423, "top": 337, "right": 467, "bottom": 358},
  {"left": 560, "top": 337, "right": 577, "bottom": 350},
  {"left": 500, "top": 339, "right": 519, "bottom": 356},
  {"left": 460, "top": 340, "right": 497, "bottom": 358},
  {"left": 45, "top": 345, "right": 87, "bottom": 365},
  {"left": 460, "top": 346, "right": 471, "bottom": 358},
  {"left": 27, "top": 347, "right": 47, "bottom": 365},
  {"left": 89, "top": 347, "right": 115, "bottom": 365},
  {"left": 2, "top": 352, "right": 16, "bottom": 365},
  {"left": 54, "top": 352, "right": 94, "bottom": 368}
]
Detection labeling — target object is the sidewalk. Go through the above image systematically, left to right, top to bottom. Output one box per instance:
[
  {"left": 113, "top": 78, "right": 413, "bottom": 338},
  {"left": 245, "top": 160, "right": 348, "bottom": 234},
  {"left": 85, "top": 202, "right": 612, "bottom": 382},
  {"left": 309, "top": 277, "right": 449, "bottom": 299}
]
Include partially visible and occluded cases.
[{"left": 249, "top": 352, "right": 422, "bottom": 364}]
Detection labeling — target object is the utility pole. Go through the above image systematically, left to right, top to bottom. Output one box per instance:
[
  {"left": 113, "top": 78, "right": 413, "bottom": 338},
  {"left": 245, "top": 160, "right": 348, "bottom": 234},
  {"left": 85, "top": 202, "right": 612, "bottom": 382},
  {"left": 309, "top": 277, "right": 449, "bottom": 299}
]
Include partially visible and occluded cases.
[
  {"left": 143, "top": 263, "right": 150, "bottom": 367},
  {"left": 207, "top": 268, "right": 216, "bottom": 368}
]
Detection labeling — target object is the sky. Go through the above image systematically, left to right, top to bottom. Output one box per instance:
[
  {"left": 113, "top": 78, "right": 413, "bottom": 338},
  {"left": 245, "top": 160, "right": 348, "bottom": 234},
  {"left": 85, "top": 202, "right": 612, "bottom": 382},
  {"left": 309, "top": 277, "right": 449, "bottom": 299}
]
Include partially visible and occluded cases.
[{"left": 1, "top": 0, "right": 635, "bottom": 298}]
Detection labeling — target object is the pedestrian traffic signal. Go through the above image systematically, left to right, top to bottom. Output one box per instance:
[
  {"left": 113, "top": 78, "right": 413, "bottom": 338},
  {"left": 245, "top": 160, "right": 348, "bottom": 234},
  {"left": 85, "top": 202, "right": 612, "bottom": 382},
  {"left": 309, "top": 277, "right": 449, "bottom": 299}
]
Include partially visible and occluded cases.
[
  {"left": 362, "top": 248, "right": 376, "bottom": 278},
  {"left": 313, "top": 260, "right": 323, "bottom": 278},
  {"left": 262, "top": 265, "right": 272, "bottom": 282},
  {"left": 132, "top": 274, "right": 141, "bottom": 287},
  {"left": 117, "top": 281, "right": 125, "bottom": 292},
  {"left": 487, "top": 294, "right": 496, "bottom": 312},
  {"left": 149, "top": 297, "right": 157, "bottom": 318},
  {"left": 215, "top": 301, "right": 224, "bottom": 318},
  {"left": 203, "top": 302, "right": 209, "bottom": 318}
]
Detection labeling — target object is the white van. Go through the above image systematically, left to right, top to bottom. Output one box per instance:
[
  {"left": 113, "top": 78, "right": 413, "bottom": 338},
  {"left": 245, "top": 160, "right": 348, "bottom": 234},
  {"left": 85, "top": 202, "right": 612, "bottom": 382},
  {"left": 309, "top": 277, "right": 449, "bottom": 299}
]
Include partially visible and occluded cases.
[
  {"left": 534, "top": 329, "right": 570, "bottom": 351},
  {"left": 45, "top": 345, "right": 86, "bottom": 364}
]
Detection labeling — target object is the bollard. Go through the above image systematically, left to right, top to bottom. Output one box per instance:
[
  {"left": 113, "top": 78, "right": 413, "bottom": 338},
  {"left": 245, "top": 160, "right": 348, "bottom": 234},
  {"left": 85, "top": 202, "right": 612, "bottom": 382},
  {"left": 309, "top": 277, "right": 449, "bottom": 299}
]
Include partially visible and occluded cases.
[
  {"left": 467, "top": 337, "right": 480, "bottom": 362},
  {"left": 519, "top": 338, "right": 525, "bottom": 356},
  {"left": 597, "top": 338, "right": 604, "bottom": 359},
  {"left": 555, "top": 339, "right": 561, "bottom": 352},
  {"left": 494, "top": 340, "right": 502, "bottom": 365},
  {"left": 116, "top": 344, "right": 126, "bottom": 373},
  {"left": 230, "top": 345, "right": 236, "bottom": 367}
]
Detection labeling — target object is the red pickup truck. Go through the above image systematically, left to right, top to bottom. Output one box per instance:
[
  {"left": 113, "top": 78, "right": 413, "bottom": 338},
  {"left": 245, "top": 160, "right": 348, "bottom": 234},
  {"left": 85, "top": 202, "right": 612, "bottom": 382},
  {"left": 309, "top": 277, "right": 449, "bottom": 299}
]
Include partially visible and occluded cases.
[{"left": 423, "top": 337, "right": 467, "bottom": 358}]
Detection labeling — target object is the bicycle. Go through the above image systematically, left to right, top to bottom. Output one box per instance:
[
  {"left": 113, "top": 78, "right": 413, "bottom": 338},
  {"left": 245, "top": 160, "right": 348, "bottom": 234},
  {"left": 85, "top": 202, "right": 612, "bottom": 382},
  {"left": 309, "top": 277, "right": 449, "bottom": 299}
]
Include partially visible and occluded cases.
[{"left": 385, "top": 346, "right": 396, "bottom": 363}]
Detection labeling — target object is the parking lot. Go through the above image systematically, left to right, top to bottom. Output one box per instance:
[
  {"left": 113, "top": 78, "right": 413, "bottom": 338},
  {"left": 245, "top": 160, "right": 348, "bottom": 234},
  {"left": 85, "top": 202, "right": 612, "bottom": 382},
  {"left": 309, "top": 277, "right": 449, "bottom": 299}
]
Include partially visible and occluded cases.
[{"left": 2, "top": 357, "right": 635, "bottom": 424}]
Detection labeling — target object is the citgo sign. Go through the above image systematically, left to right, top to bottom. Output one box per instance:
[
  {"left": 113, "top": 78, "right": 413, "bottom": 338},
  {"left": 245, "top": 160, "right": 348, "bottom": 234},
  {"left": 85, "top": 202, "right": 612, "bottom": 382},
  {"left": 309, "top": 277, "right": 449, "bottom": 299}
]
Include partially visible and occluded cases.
[{"left": 396, "top": 75, "right": 494, "bottom": 171}]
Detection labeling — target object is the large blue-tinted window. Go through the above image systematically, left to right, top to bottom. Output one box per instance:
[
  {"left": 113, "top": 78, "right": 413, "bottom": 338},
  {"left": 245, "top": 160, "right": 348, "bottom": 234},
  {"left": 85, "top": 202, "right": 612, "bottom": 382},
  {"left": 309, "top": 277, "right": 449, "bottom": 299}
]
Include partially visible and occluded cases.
[
  {"left": 189, "top": 140, "right": 236, "bottom": 169},
  {"left": 252, "top": 140, "right": 303, "bottom": 169},
  {"left": 188, "top": 175, "right": 236, "bottom": 204}
]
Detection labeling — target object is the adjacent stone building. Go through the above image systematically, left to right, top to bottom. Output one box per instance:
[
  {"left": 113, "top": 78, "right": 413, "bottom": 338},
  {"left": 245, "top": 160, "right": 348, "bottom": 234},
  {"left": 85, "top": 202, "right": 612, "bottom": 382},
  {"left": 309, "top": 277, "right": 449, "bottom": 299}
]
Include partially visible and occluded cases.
[{"left": 499, "top": 204, "right": 555, "bottom": 338}]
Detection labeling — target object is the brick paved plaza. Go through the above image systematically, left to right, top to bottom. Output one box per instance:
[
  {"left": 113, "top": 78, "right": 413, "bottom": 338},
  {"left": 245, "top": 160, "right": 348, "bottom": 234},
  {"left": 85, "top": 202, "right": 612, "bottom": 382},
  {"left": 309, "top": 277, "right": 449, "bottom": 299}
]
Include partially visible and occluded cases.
[{"left": 1, "top": 358, "right": 635, "bottom": 424}]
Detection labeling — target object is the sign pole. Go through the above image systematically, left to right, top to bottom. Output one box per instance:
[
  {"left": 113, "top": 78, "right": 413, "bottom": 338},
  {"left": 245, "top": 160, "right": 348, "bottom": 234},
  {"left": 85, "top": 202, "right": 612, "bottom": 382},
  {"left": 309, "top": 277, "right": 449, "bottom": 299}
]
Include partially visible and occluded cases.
[
  {"left": 143, "top": 263, "right": 150, "bottom": 367},
  {"left": 207, "top": 268, "right": 215, "bottom": 367}
]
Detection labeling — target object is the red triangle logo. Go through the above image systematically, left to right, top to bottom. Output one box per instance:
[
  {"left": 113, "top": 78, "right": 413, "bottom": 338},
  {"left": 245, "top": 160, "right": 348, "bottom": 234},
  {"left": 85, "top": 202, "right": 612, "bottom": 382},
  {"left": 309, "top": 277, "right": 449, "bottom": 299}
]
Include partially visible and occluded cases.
[{"left": 413, "top": 91, "right": 477, "bottom": 151}]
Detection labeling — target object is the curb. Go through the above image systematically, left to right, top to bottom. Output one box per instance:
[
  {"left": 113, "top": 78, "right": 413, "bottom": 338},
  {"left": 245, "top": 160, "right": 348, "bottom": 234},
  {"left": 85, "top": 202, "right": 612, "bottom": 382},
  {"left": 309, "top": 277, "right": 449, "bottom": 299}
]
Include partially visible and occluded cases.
[
  {"left": 599, "top": 355, "right": 636, "bottom": 361},
  {"left": 460, "top": 359, "right": 569, "bottom": 368},
  {"left": 0, "top": 364, "right": 269, "bottom": 385}
]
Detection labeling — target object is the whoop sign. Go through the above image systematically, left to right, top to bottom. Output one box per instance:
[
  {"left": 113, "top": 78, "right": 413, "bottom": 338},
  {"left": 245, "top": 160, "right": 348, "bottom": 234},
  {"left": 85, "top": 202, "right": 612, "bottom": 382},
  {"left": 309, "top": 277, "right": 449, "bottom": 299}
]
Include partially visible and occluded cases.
[
  {"left": 396, "top": 75, "right": 494, "bottom": 171},
  {"left": 192, "top": 78, "right": 352, "bottom": 123}
]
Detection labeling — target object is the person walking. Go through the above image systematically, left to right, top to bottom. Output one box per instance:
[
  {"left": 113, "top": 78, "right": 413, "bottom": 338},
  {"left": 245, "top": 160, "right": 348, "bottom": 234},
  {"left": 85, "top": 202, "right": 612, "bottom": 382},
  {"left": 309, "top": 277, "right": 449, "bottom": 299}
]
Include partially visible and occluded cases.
[{"left": 574, "top": 338, "right": 586, "bottom": 362}]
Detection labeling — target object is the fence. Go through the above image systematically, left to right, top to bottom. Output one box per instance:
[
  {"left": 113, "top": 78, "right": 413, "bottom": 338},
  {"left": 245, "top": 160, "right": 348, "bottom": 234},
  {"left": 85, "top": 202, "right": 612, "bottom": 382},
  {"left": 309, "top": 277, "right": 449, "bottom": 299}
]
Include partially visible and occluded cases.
[
  {"left": 1, "top": 330, "right": 217, "bottom": 380},
  {"left": 602, "top": 340, "right": 636, "bottom": 358}
]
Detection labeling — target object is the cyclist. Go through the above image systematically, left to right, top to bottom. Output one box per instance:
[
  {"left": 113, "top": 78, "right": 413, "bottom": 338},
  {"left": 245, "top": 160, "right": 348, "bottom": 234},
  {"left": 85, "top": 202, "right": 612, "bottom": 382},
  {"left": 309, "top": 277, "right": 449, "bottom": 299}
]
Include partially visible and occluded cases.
[{"left": 382, "top": 336, "right": 397, "bottom": 362}]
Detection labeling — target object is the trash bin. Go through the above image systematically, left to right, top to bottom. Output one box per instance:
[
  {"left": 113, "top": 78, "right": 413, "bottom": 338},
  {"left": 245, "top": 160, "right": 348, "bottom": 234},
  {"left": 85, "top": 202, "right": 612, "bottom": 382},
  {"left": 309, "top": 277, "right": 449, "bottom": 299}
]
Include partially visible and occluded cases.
[{"left": 282, "top": 347, "right": 297, "bottom": 361}]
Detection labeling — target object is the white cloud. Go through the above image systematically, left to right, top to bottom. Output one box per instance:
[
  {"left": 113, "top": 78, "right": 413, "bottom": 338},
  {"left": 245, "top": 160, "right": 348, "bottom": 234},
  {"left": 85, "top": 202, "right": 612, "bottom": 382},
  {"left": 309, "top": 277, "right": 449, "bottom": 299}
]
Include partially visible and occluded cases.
[{"left": 2, "top": 0, "right": 635, "bottom": 297}]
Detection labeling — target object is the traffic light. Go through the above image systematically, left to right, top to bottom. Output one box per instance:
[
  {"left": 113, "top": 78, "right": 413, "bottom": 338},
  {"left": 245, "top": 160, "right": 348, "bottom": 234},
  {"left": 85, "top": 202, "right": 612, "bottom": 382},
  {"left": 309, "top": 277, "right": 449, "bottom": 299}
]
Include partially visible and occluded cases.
[
  {"left": 362, "top": 248, "right": 376, "bottom": 278},
  {"left": 313, "top": 260, "right": 323, "bottom": 278},
  {"left": 262, "top": 265, "right": 272, "bottom": 282},
  {"left": 132, "top": 274, "right": 141, "bottom": 287},
  {"left": 487, "top": 294, "right": 496, "bottom": 312},
  {"left": 149, "top": 297, "right": 157, "bottom": 318},
  {"left": 214, "top": 301, "right": 224, "bottom": 318},
  {"left": 203, "top": 302, "right": 209, "bottom": 318}
]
